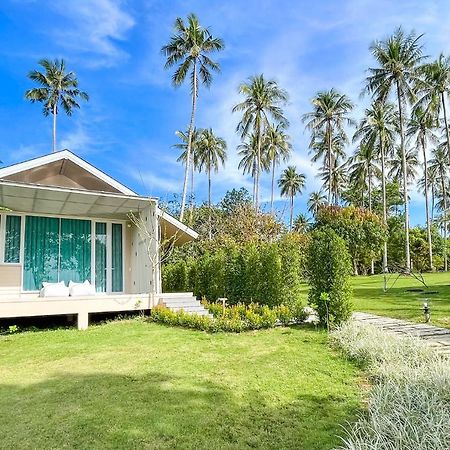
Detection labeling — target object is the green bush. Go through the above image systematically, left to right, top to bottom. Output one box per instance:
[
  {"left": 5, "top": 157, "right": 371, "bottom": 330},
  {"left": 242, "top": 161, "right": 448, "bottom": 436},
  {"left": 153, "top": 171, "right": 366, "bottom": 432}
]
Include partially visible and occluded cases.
[
  {"left": 306, "top": 229, "right": 353, "bottom": 326},
  {"left": 162, "top": 237, "right": 307, "bottom": 307},
  {"left": 150, "top": 301, "right": 308, "bottom": 333}
]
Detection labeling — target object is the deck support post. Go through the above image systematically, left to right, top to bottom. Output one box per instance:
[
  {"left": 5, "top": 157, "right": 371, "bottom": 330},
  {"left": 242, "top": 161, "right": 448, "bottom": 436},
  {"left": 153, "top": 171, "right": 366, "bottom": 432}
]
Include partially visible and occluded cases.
[{"left": 77, "top": 311, "right": 89, "bottom": 330}]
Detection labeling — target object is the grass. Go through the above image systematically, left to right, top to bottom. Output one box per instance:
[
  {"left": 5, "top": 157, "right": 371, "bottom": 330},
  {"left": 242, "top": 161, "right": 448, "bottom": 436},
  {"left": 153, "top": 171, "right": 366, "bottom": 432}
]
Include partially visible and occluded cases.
[
  {"left": 351, "top": 272, "right": 450, "bottom": 328},
  {"left": 0, "top": 320, "right": 361, "bottom": 449}
]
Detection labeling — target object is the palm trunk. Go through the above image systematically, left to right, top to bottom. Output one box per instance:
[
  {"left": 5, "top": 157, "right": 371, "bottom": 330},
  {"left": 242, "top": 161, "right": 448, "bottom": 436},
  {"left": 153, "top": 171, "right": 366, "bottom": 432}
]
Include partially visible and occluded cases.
[
  {"left": 179, "top": 62, "right": 197, "bottom": 222},
  {"left": 397, "top": 81, "right": 411, "bottom": 272},
  {"left": 442, "top": 93, "right": 450, "bottom": 165},
  {"left": 52, "top": 103, "right": 57, "bottom": 153},
  {"left": 255, "top": 120, "right": 261, "bottom": 211},
  {"left": 327, "top": 122, "right": 332, "bottom": 205},
  {"left": 421, "top": 133, "right": 434, "bottom": 271},
  {"left": 380, "top": 138, "right": 388, "bottom": 289},
  {"left": 270, "top": 159, "right": 275, "bottom": 213},
  {"left": 208, "top": 164, "right": 212, "bottom": 240},
  {"left": 368, "top": 170, "right": 375, "bottom": 275},
  {"left": 441, "top": 175, "right": 448, "bottom": 272},
  {"left": 431, "top": 183, "right": 435, "bottom": 223},
  {"left": 289, "top": 195, "right": 294, "bottom": 231}
]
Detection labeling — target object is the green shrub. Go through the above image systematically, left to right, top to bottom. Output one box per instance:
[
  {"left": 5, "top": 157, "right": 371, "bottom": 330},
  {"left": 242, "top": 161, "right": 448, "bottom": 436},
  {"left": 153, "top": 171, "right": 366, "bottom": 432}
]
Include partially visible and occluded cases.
[
  {"left": 307, "top": 229, "right": 353, "bottom": 326},
  {"left": 162, "top": 260, "right": 189, "bottom": 292},
  {"left": 150, "top": 301, "right": 308, "bottom": 333},
  {"left": 332, "top": 321, "right": 450, "bottom": 449}
]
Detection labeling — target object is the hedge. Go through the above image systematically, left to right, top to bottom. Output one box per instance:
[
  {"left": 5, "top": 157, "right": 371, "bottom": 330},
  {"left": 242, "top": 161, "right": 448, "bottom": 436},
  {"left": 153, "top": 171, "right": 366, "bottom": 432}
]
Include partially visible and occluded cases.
[{"left": 162, "top": 235, "right": 309, "bottom": 306}]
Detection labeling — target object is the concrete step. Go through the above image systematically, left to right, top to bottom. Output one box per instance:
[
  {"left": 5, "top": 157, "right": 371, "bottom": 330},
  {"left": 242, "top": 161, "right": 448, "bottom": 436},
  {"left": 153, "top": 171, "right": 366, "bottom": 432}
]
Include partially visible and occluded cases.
[
  {"left": 157, "top": 293, "right": 212, "bottom": 318},
  {"left": 160, "top": 297, "right": 198, "bottom": 305}
]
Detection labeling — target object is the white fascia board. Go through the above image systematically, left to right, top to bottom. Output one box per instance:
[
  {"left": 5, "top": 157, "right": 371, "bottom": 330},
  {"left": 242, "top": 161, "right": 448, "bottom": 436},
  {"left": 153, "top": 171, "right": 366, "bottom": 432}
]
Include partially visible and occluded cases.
[{"left": 157, "top": 208, "right": 199, "bottom": 240}]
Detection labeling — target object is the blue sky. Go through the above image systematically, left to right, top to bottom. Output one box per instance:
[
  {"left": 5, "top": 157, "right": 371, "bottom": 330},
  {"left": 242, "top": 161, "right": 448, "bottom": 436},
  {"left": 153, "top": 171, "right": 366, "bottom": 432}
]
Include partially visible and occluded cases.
[{"left": 1, "top": 0, "right": 450, "bottom": 225}]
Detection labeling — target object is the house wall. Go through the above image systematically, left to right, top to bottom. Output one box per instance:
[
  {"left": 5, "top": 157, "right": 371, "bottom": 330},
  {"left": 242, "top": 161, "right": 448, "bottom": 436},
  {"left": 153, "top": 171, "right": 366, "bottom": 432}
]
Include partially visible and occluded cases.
[
  {"left": 129, "top": 203, "right": 159, "bottom": 295},
  {"left": 0, "top": 264, "right": 21, "bottom": 291}
]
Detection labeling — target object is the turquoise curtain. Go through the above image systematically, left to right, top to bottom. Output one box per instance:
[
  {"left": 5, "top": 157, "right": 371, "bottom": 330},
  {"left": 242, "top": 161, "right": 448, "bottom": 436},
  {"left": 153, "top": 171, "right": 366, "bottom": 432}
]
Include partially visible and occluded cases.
[
  {"left": 4, "top": 215, "right": 21, "bottom": 263},
  {"left": 23, "top": 216, "right": 60, "bottom": 291},
  {"left": 59, "top": 219, "right": 91, "bottom": 285},
  {"left": 95, "top": 222, "right": 107, "bottom": 292},
  {"left": 112, "top": 223, "right": 123, "bottom": 292}
]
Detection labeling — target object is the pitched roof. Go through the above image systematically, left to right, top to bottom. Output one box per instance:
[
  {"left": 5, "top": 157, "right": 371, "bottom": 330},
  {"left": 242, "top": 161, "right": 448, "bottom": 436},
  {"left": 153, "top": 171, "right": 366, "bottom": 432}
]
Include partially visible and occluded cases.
[{"left": 0, "top": 149, "right": 137, "bottom": 196}]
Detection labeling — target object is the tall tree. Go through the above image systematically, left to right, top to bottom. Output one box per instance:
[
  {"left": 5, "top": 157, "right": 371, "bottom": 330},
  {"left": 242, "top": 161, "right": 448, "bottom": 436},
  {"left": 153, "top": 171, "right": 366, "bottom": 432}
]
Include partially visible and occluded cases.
[
  {"left": 162, "top": 14, "right": 224, "bottom": 222},
  {"left": 365, "top": 27, "right": 425, "bottom": 272},
  {"left": 418, "top": 54, "right": 450, "bottom": 164},
  {"left": 25, "top": 59, "right": 88, "bottom": 153},
  {"left": 233, "top": 75, "right": 289, "bottom": 209},
  {"left": 302, "top": 89, "right": 354, "bottom": 204},
  {"left": 353, "top": 101, "right": 398, "bottom": 273},
  {"left": 407, "top": 107, "right": 439, "bottom": 270},
  {"left": 264, "top": 123, "right": 292, "bottom": 212},
  {"left": 174, "top": 128, "right": 202, "bottom": 211},
  {"left": 196, "top": 128, "right": 227, "bottom": 208},
  {"left": 237, "top": 133, "right": 269, "bottom": 202},
  {"left": 348, "top": 143, "right": 380, "bottom": 212},
  {"left": 388, "top": 145, "right": 419, "bottom": 182},
  {"left": 429, "top": 145, "right": 449, "bottom": 271},
  {"left": 278, "top": 166, "right": 306, "bottom": 230},
  {"left": 307, "top": 191, "right": 326, "bottom": 217},
  {"left": 292, "top": 213, "right": 310, "bottom": 233}
]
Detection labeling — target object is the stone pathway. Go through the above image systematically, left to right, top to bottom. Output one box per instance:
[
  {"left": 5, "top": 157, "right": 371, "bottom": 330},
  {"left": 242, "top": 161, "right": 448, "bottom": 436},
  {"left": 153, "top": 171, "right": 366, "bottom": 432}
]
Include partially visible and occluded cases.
[{"left": 353, "top": 312, "right": 450, "bottom": 356}]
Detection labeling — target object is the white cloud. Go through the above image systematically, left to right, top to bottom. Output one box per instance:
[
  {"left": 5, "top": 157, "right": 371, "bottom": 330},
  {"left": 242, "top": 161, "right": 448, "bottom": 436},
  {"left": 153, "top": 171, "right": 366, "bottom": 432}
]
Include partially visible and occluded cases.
[{"left": 48, "top": 0, "right": 135, "bottom": 67}]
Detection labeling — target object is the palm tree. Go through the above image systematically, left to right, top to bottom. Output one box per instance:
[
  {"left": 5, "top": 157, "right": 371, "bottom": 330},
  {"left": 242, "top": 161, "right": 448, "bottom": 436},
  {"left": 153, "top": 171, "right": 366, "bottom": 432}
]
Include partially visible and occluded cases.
[
  {"left": 162, "top": 14, "right": 224, "bottom": 222},
  {"left": 365, "top": 27, "right": 426, "bottom": 272},
  {"left": 417, "top": 54, "right": 450, "bottom": 164},
  {"left": 25, "top": 59, "right": 88, "bottom": 153},
  {"left": 233, "top": 75, "right": 289, "bottom": 209},
  {"left": 302, "top": 89, "right": 355, "bottom": 204},
  {"left": 353, "top": 101, "right": 398, "bottom": 273},
  {"left": 407, "top": 107, "right": 439, "bottom": 270},
  {"left": 264, "top": 124, "right": 292, "bottom": 212},
  {"left": 174, "top": 128, "right": 202, "bottom": 211},
  {"left": 196, "top": 128, "right": 227, "bottom": 208},
  {"left": 237, "top": 133, "right": 270, "bottom": 202},
  {"left": 348, "top": 143, "right": 380, "bottom": 212},
  {"left": 388, "top": 145, "right": 419, "bottom": 183},
  {"left": 429, "top": 145, "right": 449, "bottom": 270},
  {"left": 319, "top": 160, "right": 348, "bottom": 205},
  {"left": 278, "top": 166, "right": 306, "bottom": 230},
  {"left": 307, "top": 191, "right": 326, "bottom": 217},
  {"left": 293, "top": 213, "right": 310, "bottom": 233}
]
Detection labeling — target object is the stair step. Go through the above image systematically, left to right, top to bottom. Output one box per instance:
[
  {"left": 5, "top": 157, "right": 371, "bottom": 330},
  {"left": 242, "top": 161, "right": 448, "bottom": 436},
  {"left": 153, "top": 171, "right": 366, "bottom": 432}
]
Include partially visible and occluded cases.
[{"left": 160, "top": 297, "right": 198, "bottom": 305}]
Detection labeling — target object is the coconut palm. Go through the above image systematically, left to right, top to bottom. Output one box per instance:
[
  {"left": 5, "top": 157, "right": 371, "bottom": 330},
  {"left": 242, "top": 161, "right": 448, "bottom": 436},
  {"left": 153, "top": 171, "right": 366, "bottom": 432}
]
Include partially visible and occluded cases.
[
  {"left": 162, "top": 14, "right": 224, "bottom": 221},
  {"left": 365, "top": 27, "right": 426, "bottom": 272},
  {"left": 417, "top": 54, "right": 450, "bottom": 164},
  {"left": 25, "top": 59, "right": 88, "bottom": 153},
  {"left": 233, "top": 75, "right": 289, "bottom": 209},
  {"left": 302, "top": 89, "right": 355, "bottom": 204},
  {"left": 353, "top": 100, "right": 398, "bottom": 273},
  {"left": 407, "top": 107, "right": 439, "bottom": 270},
  {"left": 264, "top": 124, "right": 292, "bottom": 212},
  {"left": 174, "top": 128, "right": 202, "bottom": 210},
  {"left": 196, "top": 128, "right": 227, "bottom": 208},
  {"left": 237, "top": 133, "right": 270, "bottom": 202},
  {"left": 348, "top": 143, "right": 380, "bottom": 212},
  {"left": 388, "top": 145, "right": 419, "bottom": 183},
  {"left": 429, "top": 145, "right": 449, "bottom": 270},
  {"left": 319, "top": 160, "right": 348, "bottom": 205},
  {"left": 278, "top": 166, "right": 306, "bottom": 230},
  {"left": 307, "top": 191, "right": 326, "bottom": 217},
  {"left": 292, "top": 213, "right": 310, "bottom": 233}
]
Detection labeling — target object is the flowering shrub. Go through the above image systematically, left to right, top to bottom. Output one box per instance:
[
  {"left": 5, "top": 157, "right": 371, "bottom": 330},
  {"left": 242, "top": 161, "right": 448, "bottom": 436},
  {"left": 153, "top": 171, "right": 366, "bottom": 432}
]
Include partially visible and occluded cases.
[{"left": 149, "top": 301, "right": 308, "bottom": 333}]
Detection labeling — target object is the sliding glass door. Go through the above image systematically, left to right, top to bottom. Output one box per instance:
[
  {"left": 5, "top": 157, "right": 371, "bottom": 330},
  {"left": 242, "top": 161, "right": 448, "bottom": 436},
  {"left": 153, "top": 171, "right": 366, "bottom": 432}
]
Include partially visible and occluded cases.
[
  {"left": 21, "top": 216, "right": 124, "bottom": 292},
  {"left": 23, "top": 216, "right": 60, "bottom": 291}
]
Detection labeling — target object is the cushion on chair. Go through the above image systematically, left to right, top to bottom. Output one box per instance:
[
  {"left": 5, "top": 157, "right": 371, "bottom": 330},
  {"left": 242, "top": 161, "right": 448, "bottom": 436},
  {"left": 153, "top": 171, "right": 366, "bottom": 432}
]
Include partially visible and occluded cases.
[
  {"left": 69, "top": 280, "right": 96, "bottom": 297},
  {"left": 39, "top": 281, "right": 70, "bottom": 297}
]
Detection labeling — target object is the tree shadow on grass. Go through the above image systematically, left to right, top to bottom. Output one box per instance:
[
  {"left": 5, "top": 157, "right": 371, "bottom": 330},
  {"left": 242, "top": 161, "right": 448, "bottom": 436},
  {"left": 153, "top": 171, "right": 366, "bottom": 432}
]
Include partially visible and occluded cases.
[{"left": 0, "top": 372, "right": 357, "bottom": 450}]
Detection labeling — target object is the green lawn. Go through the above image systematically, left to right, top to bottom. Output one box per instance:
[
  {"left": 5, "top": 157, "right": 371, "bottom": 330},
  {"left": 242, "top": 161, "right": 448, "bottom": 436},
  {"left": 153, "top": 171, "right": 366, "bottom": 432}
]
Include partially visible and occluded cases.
[
  {"left": 351, "top": 272, "right": 450, "bottom": 328},
  {"left": 0, "top": 321, "right": 361, "bottom": 449}
]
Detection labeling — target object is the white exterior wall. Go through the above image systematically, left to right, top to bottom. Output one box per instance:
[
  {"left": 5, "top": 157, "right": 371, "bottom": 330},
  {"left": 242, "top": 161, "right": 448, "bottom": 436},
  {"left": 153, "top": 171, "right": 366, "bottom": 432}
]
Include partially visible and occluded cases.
[{"left": 129, "top": 201, "right": 161, "bottom": 297}]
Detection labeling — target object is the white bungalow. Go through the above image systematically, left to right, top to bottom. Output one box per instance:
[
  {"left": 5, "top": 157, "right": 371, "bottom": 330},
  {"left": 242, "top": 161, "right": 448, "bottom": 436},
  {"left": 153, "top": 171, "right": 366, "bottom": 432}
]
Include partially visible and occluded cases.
[{"left": 0, "top": 150, "right": 205, "bottom": 329}]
